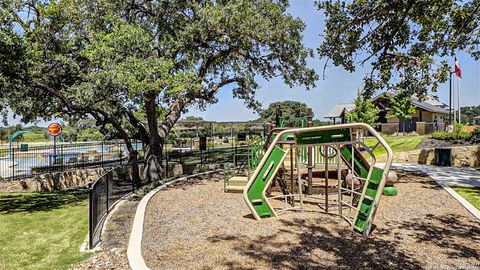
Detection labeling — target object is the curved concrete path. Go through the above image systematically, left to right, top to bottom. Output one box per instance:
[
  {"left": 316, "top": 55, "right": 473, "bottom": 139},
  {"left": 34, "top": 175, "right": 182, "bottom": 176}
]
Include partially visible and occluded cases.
[
  {"left": 387, "top": 163, "right": 480, "bottom": 220},
  {"left": 127, "top": 170, "right": 222, "bottom": 270}
]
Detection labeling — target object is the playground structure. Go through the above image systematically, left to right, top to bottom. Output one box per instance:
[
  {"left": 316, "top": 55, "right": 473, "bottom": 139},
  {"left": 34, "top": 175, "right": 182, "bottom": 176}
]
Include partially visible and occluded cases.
[
  {"left": 223, "top": 111, "right": 309, "bottom": 192},
  {"left": 243, "top": 122, "right": 394, "bottom": 237},
  {"left": 223, "top": 139, "right": 264, "bottom": 192}
]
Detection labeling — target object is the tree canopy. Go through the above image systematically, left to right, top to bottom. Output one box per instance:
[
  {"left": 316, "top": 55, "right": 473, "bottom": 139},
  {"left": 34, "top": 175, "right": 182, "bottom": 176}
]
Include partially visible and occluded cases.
[
  {"left": 0, "top": 0, "right": 317, "bottom": 181},
  {"left": 318, "top": 0, "right": 480, "bottom": 97},
  {"left": 345, "top": 92, "right": 379, "bottom": 127},
  {"left": 387, "top": 95, "right": 416, "bottom": 133},
  {"left": 259, "top": 100, "right": 312, "bottom": 127},
  {"left": 460, "top": 105, "right": 480, "bottom": 124}
]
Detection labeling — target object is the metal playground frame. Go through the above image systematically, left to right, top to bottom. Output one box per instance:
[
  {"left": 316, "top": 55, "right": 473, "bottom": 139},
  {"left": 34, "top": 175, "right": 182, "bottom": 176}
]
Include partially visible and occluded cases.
[{"left": 243, "top": 123, "right": 394, "bottom": 237}]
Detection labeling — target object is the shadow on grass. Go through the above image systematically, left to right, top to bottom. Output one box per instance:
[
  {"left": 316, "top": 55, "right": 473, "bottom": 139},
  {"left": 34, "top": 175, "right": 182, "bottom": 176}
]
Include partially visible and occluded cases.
[{"left": 0, "top": 189, "right": 88, "bottom": 214}]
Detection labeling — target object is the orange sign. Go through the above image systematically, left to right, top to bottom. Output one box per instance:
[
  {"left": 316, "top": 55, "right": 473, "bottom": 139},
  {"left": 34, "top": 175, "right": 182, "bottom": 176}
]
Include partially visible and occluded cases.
[{"left": 48, "top": 123, "right": 62, "bottom": 137}]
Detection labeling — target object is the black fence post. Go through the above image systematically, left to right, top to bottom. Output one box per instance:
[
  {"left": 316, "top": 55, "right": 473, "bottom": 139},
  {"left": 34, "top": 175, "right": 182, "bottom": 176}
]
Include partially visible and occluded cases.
[
  {"left": 101, "top": 141, "right": 104, "bottom": 168},
  {"left": 61, "top": 143, "right": 64, "bottom": 172},
  {"left": 234, "top": 145, "right": 238, "bottom": 167},
  {"left": 11, "top": 146, "right": 15, "bottom": 180},
  {"left": 165, "top": 146, "right": 168, "bottom": 178},
  {"left": 132, "top": 163, "right": 135, "bottom": 192},
  {"left": 106, "top": 171, "right": 110, "bottom": 211},
  {"left": 88, "top": 183, "right": 94, "bottom": 249}
]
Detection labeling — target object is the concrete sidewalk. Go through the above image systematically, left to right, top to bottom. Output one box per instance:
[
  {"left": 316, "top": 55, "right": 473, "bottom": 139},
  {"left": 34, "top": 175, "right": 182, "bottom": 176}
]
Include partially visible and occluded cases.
[{"left": 389, "top": 163, "right": 480, "bottom": 188}]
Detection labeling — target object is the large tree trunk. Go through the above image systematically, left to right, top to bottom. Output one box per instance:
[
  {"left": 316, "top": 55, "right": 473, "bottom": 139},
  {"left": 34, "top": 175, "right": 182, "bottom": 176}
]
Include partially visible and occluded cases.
[
  {"left": 143, "top": 94, "right": 164, "bottom": 182},
  {"left": 123, "top": 139, "right": 141, "bottom": 187}
]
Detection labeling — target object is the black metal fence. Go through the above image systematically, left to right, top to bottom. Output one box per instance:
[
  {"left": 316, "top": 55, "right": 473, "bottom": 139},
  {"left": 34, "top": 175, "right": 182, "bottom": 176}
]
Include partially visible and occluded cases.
[
  {"left": 0, "top": 140, "right": 143, "bottom": 180},
  {"left": 88, "top": 145, "right": 250, "bottom": 249},
  {"left": 163, "top": 146, "right": 248, "bottom": 177},
  {"left": 89, "top": 163, "right": 137, "bottom": 249}
]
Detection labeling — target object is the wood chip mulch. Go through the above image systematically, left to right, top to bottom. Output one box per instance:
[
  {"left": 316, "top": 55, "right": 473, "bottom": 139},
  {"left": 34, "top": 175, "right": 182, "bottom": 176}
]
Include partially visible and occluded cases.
[{"left": 142, "top": 171, "right": 480, "bottom": 270}]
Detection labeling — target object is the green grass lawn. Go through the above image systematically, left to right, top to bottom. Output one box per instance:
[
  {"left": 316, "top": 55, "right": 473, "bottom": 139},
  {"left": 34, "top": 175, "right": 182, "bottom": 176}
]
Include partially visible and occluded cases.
[
  {"left": 365, "top": 135, "right": 424, "bottom": 156},
  {"left": 451, "top": 186, "right": 480, "bottom": 210},
  {"left": 0, "top": 190, "right": 90, "bottom": 270}
]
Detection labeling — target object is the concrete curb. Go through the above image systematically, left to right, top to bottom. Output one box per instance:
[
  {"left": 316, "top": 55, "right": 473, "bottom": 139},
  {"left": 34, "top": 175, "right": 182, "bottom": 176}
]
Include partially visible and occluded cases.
[
  {"left": 127, "top": 169, "right": 223, "bottom": 270},
  {"left": 436, "top": 183, "right": 480, "bottom": 221}
]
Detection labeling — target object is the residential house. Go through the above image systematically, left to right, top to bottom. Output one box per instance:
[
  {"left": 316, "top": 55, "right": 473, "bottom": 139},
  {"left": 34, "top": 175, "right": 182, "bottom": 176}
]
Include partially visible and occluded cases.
[{"left": 324, "top": 94, "right": 448, "bottom": 135}]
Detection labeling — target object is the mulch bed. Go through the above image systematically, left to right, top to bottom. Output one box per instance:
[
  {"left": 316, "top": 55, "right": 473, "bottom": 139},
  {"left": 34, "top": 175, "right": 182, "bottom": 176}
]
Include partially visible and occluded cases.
[
  {"left": 417, "top": 137, "right": 479, "bottom": 149},
  {"left": 142, "top": 171, "right": 480, "bottom": 270},
  {"left": 71, "top": 194, "right": 141, "bottom": 270}
]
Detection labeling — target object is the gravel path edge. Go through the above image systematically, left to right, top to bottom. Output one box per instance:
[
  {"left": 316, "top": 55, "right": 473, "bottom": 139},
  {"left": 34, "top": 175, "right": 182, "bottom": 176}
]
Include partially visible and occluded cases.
[{"left": 127, "top": 169, "right": 223, "bottom": 270}]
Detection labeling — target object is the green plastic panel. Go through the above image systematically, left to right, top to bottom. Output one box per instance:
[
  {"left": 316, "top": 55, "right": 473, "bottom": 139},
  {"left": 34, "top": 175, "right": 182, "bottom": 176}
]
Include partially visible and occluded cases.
[
  {"left": 296, "top": 129, "right": 351, "bottom": 145},
  {"left": 247, "top": 146, "right": 287, "bottom": 218},
  {"left": 340, "top": 146, "right": 386, "bottom": 235},
  {"left": 340, "top": 147, "right": 369, "bottom": 178},
  {"left": 365, "top": 183, "right": 378, "bottom": 198},
  {"left": 354, "top": 199, "right": 372, "bottom": 231}
]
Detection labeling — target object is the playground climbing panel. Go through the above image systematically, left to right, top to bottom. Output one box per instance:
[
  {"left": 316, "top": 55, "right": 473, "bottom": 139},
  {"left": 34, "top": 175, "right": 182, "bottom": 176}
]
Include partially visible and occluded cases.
[
  {"left": 296, "top": 129, "right": 351, "bottom": 145},
  {"left": 245, "top": 146, "right": 288, "bottom": 219}
]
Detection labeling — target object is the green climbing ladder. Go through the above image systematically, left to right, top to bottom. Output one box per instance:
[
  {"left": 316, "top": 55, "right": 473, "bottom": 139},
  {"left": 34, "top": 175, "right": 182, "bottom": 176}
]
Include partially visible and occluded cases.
[{"left": 340, "top": 146, "right": 384, "bottom": 236}]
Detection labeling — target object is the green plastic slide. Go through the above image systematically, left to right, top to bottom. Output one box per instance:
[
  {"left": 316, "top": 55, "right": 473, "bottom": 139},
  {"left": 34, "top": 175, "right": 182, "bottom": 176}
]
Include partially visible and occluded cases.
[{"left": 245, "top": 146, "right": 287, "bottom": 219}]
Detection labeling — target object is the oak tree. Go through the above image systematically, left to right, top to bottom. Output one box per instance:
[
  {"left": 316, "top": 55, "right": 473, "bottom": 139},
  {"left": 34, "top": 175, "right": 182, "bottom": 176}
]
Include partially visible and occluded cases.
[
  {"left": 0, "top": 0, "right": 317, "bottom": 182},
  {"left": 318, "top": 0, "right": 480, "bottom": 97}
]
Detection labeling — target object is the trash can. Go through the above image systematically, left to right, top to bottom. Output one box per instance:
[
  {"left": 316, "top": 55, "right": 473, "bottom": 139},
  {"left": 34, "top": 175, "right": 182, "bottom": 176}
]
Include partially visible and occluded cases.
[
  {"left": 20, "top": 144, "right": 29, "bottom": 152},
  {"left": 435, "top": 147, "right": 452, "bottom": 166}
]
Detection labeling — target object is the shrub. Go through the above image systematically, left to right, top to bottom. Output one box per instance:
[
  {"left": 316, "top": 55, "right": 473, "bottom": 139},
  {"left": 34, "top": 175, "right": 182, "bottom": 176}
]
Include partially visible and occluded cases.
[
  {"left": 470, "top": 128, "right": 480, "bottom": 143},
  {"left": 431, "top": 129, "right": 473, "bottom": 141},
  {"left": 432, "top": 132, "right": 450, "bottom": 140}
]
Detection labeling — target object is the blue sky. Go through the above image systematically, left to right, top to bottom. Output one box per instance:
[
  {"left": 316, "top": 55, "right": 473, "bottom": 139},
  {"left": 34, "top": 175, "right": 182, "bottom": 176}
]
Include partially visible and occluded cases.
[
  {"left": 6, "top": 0, "right": 480, "bottom": 126},
  {"left": 184, "top": 0, "right": 480, "bottom": 121}
]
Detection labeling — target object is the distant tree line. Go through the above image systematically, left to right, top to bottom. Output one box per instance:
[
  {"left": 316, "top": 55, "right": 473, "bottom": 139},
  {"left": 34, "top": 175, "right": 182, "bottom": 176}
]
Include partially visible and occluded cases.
[{"left": 460, "top": 106, "right": 480, "bottom": 124}]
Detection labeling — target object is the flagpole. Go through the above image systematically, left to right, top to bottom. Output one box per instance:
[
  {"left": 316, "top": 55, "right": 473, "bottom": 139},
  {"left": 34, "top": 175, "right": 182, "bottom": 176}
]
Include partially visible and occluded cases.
[
  {"left": 449, "top": 71, "right": 453, "bottom": 125},
  {"left": 453, "top": 74, "right": 456, "bottom": 123},
  {"left": 458, "top": 74, "right": 461, "bottom": 124}
]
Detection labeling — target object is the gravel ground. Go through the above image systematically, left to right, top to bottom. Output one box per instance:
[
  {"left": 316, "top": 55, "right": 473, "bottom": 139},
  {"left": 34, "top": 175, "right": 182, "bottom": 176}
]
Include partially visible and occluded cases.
[
  {"left": 142, "top": 172, "right": 480, "bottom": 270},
  {"left": 72, "top": 194, "right": 141, "bottom": 270}
]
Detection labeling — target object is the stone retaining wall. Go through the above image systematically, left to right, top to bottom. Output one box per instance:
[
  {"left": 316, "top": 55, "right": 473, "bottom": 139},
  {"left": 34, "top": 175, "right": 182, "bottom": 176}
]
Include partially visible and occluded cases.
[
  {"left": 377, "top": 145, "right": 480, "bottom": 167},
  {"left": 0, "top": 162, "right": 225, "bottom": 193},
  {"left": 0, "top": 168, "right": 108, "bottom": 193}
]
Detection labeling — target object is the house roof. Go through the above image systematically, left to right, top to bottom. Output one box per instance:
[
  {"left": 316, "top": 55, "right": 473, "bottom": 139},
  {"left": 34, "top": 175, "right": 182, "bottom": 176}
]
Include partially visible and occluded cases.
[
  {"left": 373, "top": 92, "right": 449, "bottom": 109},
  {"left": 412, "top": 100, "right": 448, "bottom": 114},
  {"left": 324, "top": 103, "right": 355, "bottom": 118}
]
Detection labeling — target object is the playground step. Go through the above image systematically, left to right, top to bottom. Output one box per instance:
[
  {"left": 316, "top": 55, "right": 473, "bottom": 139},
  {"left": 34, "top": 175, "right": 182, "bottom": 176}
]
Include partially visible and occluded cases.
[
  {"left": 227, "top": 176, "right": 249, "bottom": 186},
  {"left": 225, "top": 185, "right": 245, "bottom": 192}
]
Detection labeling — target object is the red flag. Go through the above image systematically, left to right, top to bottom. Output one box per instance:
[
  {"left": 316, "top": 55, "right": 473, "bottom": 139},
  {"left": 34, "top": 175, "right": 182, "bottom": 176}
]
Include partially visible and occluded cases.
[{"left": 455, "top": 57, "right": 462, "bottom": 78}]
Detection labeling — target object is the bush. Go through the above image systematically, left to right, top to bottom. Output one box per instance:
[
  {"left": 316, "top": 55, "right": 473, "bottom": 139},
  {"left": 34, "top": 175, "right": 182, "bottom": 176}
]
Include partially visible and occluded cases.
[
  {"left": 431, "top": 122, "right": 478, "bottom": 142},
  {"left": 470, "top": 128, "right": 480, "bottom": 143},
  {"left": 431, "top": 132, "right": 450, "bottom": 140}
]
